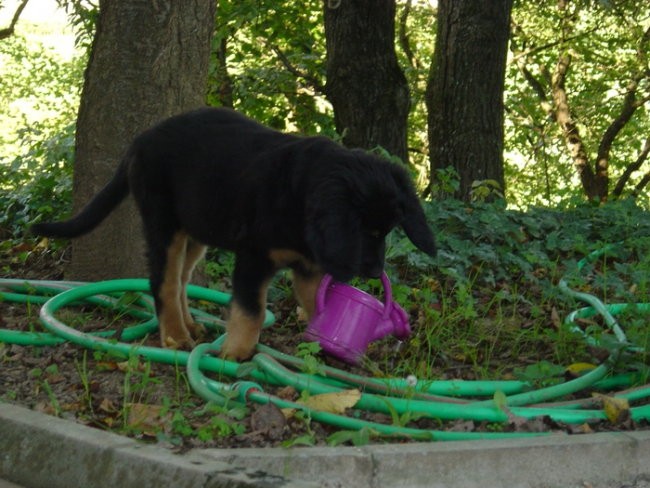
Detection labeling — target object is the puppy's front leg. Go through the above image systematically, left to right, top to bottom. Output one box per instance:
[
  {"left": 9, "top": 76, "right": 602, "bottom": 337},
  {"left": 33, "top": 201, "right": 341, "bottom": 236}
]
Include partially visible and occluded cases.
[
  {"left": 221, "top": 253, "right": 274, "bottom": 361},
  {"left": 291, "top": 265, "right": 323, "bottom": 321}
]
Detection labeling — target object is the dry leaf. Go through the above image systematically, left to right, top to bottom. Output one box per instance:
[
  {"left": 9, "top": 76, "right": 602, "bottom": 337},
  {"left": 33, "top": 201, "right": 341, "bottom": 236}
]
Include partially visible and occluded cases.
[
  {"left": 550, "top": 307, "right": 562, "bottom": 329},
  {"left": 96, "top": 361, "right": 119, "bottom": 371},
  {"left": 117, "top": 361, "right": 149, "bottom": 373},
  {"left": 566, "top": 362, "right": 597, "bottom": 376},
  {"left": 275, "top": 386, "right": 298, "bottom": 402},
  {"left": 299, "top": 389, "right": 361, "bottom": 415},
  {"left": 593, "top": 394, "right": 630, "bottom": 424},
  {"left": 98, "top": 397, "right": 117, "bottom": 413},
  {"left": 126, "top": 403, "right": 169, "bottom": 435},
  {"left": 250, "top": 403, "right": 286, "bottom": 439},
  {"left": 281, "top": 408, "right": 297, "bottom": 420}
]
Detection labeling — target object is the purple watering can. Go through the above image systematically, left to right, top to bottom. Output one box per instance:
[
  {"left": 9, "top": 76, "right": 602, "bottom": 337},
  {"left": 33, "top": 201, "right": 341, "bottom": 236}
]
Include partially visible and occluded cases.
[{"left": 304, "top": 272, "right": 411, "bottom": 364}]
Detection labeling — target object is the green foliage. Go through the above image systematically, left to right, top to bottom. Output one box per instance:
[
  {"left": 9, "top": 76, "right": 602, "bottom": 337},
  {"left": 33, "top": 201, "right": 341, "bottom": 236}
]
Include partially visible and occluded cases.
[
  {"left": 55, "top": 0, "right": 99, "bottom": 51},
  {"left": 210, "top": 0, "right": 333, "bottom": 135},
  {"left": 394, "top": 0, "right": 437, "bottom": 174},
  {"left": 506, "top": 1, "right": 650, "bottom": 206},
  {"left": 0, "top": 33, "right": 82, "bottom": 239},
  {"left": 0, "top": 122, "right": 75, "bottom": 238},
  {"left": 377, "top": 197, "right": 650, "bottom": 378},
  {"left": 296, "top": 341, "right": 324, "bottom": 376},
  {"left": 513, "top": 360, "right": 565, "bottom": 387},
  {"left": 326, "top": 426, "right": 374, "bottom": 447}
]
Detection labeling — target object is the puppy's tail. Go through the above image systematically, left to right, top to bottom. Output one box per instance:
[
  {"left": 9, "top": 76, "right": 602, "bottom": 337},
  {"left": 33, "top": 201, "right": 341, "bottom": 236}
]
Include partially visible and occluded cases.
[{"left": 31, "top": 156, "right": 131, "bottom": 238}]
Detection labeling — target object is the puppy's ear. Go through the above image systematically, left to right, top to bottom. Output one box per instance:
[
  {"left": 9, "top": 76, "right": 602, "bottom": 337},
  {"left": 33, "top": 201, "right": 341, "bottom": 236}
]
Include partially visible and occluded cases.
[
  {"left": 391, "top": 166, "right": 437, "bottom": 257},
  {"left": 305, "top": 188, "right": 361, "bottom": 282}
]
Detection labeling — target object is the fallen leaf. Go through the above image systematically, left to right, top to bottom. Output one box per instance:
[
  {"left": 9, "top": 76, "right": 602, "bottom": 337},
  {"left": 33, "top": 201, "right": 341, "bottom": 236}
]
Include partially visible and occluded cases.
[
  {"left": 34, "top": 238, "right": 49, "bottom": 251},
  {"left": 11, "top": 242, "right": 34, "bottom": 253},
  {"left": 550, "top": 307, "right": 562, "bottom": 329},
  {"left": 96, "top": 361, "right": 119, "bottom": 371},
  {"left": 117, "top": 361, "right": 148, "bottom": 373},
  {"left": 566, "top": 362, "right": 597, "bottom": 376},
  {"left": 275, "top": 385, "right": 298, "bottom": 401},
  {"left": 299, "top": 389, "right": 361, "bottom": 415},
  {"left": 493, "top": 390, "right": 508, "bottom": 411},
  {"left": 593, "top": 394, "right": 630, "bottom": 424},
  {"left": 99, "top": 398, "right": 117, "bottom": 413},
  {"left": 34, "top": 401, "right": 57, "bottom": 415},
  {"left": 126, "top": 403, "right": 170, "bottom": 435},
  {"left": 250, "top": 403, "right": 286, "bottom": 439},
  {"left": 281, "top": 408, "right": 297, "bottom": 420},
  {"left": 566, "top": 423, "right": 594, "bottom": 434}
]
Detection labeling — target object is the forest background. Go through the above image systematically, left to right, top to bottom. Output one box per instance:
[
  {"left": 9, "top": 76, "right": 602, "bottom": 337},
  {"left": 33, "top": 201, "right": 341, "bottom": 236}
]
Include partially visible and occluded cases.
[{"left": 1, "top": 0, "right": 648, "bottom": 231}]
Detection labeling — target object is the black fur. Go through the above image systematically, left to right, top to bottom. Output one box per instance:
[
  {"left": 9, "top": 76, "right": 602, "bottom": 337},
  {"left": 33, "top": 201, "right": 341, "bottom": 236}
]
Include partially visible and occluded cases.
[{"left": 32, "top": 108, "right": 436, "bottom": 356}]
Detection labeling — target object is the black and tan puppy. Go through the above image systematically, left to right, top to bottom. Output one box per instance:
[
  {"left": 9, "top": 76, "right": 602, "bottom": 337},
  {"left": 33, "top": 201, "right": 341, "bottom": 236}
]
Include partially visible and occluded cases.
[{"left": 32, "top": 108, "right": 436, "bottom": 360}]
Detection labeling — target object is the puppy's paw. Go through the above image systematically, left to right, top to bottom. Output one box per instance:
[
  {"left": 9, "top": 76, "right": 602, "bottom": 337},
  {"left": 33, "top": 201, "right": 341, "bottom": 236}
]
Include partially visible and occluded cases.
[
  {"left": 296, "top": 306, "right": 308, "bottom": 323},
  {"left": 186, "top": 321, "right": 207, "bottom": 340},
  {"left": 162, "top": 334, "right": 196, "bottom": 350},
  {"left": 220, "top": 338, "right": 256, "bottom": 362}
]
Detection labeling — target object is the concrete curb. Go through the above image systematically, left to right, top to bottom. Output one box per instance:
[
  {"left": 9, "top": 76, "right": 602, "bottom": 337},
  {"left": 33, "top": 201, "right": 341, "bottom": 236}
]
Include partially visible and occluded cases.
[{"left": 1, "top": 401, "right": 650, "bottom": 488}]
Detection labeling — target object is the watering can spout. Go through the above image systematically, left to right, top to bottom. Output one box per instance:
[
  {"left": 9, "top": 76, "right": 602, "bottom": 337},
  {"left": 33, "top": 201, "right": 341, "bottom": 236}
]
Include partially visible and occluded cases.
[{"left": 372, "top": 302, "right": 411, "bottom": 342}]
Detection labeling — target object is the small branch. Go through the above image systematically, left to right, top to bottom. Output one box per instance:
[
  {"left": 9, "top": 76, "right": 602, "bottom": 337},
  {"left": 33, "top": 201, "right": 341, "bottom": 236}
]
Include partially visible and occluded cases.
[
  {"left": 0, "top": 0, "right": 29, "bottom": 40},
  {"left": 398, "top": 0, "right": 419, "bottom": 70},
  {"left": 601, "top": 25, "right": 650, "bottom": 199},
  {"left": 509, "top": 28, "right": 598, "bottom": 64},
  {"left": 510, "top": 36, "right": 549, "bottom": 102},
  {"left": 271, "top": 43, "right": 326, "bottom": 96},
  {"left": 551, "top": 51, "right": 601, "bottom": 199},
  {"left": 595, "top": 73, "right": 644, "bottom": 195},
  {"left": 613, "top": 137, "right": 650, "bottom": 198},
  {"left": 631, "top": 170, "right": 650, "bottom": 199}
]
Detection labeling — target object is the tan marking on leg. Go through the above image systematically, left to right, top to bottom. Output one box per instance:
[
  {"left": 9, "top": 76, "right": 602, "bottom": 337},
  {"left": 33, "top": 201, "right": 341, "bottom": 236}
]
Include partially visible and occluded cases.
[
  {"left": 158, "top": 232, "right": 194, "bottom": 349},
  {"left": 180, "top": 239, "right": 207, "bottom": 340},
  {"left": 269, "top": 249, "right": 307, "bottom": 268},
  {"left": 269, "top": 249, "right": 323, "bottom": 321},
  {"left": 292, "top": 269, "right": 324, "bottom": 321},
  {"left": 221, "top": 280, "right": 270, "bottom": 361}
]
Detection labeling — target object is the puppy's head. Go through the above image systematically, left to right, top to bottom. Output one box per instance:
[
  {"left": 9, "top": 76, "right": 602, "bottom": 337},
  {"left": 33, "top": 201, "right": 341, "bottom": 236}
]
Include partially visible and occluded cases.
[{"left": 306, "top": 151, "right": 436, "bottom": 282}]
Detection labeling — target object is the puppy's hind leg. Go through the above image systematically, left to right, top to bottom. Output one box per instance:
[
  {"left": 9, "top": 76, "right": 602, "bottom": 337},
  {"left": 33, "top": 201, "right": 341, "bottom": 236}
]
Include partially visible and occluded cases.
[
  {"left": 148, "top": 231, "right": 195, "bottom": 349},
  {"left": 179, "top": 238, "right": 207, "bottom": 341}
]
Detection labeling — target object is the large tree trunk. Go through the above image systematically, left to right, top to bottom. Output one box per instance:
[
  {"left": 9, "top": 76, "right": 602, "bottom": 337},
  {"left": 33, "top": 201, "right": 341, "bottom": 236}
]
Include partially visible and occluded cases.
[
  {"left": 67, "top": 0, "right": 216, "bottom": 280},
  {"left": 324, "top": 0, "right": 410, "bottom": 163},
  {"left": 426, "top": 0, "right": 512, "bottom": 201}
]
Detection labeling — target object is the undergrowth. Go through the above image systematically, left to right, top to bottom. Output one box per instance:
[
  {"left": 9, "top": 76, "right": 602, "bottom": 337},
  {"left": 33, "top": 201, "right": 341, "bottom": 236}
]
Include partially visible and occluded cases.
[
  {"left": 2, "top": 198, "right": 650, "bottom": 447},
  {"left": 340, "top": 198, "right": 650, "bottom": 381}
]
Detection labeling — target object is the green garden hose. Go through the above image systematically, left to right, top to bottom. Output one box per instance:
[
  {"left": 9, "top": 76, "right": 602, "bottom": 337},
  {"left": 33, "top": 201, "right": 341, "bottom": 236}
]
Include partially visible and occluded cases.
[{"left": 1, "top": 243, "right": 649, "bottom": 441}]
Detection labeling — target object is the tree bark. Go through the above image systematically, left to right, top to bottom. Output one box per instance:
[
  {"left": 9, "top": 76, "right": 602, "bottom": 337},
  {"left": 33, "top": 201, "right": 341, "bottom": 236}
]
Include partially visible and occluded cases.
[
  {"left": 67, "top": 0, "right": 216, "bottom": 280},
  {"left": 324, "top": 0, "right": 410, "bottom": 163},
  {"left": 426, "top": 0, "right": 512, "bottom": 201}
]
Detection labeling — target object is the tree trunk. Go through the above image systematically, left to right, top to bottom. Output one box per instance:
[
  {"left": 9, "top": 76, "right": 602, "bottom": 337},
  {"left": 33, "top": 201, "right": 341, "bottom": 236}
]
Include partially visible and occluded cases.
[
  {"left": 67, "top": 0, "right": 216, "bottom": 280},
  {"left": 324, "top": 0, "right": 410, "bottom": 163},
  {"left": 426, "top": 0, "right": 512, "bottom": 201}
]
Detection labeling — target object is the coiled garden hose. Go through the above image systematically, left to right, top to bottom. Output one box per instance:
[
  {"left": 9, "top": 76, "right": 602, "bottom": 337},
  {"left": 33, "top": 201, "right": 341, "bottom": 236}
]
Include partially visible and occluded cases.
[{"left": 1, "top": 243, "right": 649, "bottom": 442}]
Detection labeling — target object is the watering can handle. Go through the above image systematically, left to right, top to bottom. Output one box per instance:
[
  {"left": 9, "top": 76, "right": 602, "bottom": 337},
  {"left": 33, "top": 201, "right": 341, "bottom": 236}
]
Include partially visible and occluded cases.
[
  {"left": 315, "top": 272, "right": 394, "bottom": 316},
  {"left": 379, "top": 272, "right": 394, "bottom": 319},
  {"left": 315, "top": 273, "right": 334, "bottom": 314}
]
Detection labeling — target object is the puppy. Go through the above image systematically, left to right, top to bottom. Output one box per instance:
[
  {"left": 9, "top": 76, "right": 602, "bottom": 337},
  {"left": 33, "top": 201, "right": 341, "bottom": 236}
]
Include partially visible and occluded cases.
[{"left": 32, "top": 108, "right": 436, "bottom": 360}]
